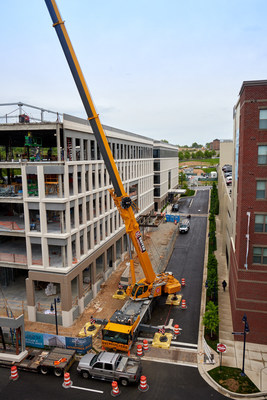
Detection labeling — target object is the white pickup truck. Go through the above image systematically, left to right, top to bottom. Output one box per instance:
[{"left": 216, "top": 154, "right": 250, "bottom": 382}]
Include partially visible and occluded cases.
[{"left": 77, "top": 351, "right": 142, "bottom": 386}]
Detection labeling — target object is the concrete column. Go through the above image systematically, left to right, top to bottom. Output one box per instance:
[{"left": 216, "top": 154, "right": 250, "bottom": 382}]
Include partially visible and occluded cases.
[
  {"left": 56, "top": 123, "right": 61, "bottom": 162},
  {"left": 64, "top": 164, "right": 69, "bottom": 198},
  {"left": 89, "top": 164, "right": 92, "bottom": 191},
  {"left": 73, "top": 165, "right": 78, "bottom": 196},
  {"left": 67, "top": 236, "right": 72, "bottom": 267},
  {"left": 42, "top": 237, "right": 49, "bottom": 267},
  {"left": 91, "top": 260, "right": 97, "bottom": 298},
  {"left": 78, "top": 273, "right": 84, "bottom": 313},
  {"left": 26, "top": 278, "right": 36, "bottom": 322}
]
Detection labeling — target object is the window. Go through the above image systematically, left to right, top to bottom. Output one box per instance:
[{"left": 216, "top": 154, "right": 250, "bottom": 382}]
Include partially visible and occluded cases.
[
  {"left": 259, "top": 110, "right": 267, "bottom": 129},
  {"left": 258, "top": 145, "right": 267, "bottom": 165},
  {"left": 256, "top": 181, "right": 266, "bottom": 199},
  {"left": 255, "top": 215, "right": 267, "bottom": 232},
  {"left": 253, "top": 247, "right": 267, "bottom": 265},
  {"left": 93, "top": 362, "right": 103, "bottom": 369},
  {"left": 104, "top": 363, "right": 113, "bottom": 371}
]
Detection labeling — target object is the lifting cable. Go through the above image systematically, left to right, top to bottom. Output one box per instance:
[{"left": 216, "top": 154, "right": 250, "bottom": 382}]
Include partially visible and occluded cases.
[
  {"left": 0, "top": 284, "right": 14, "bottom": 318},
  {"left": 164, "top": 302, "right": 173, "bottom": 327}
]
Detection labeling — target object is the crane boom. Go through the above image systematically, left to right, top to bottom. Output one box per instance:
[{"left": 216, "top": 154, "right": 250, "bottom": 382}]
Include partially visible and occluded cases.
[{"left": 45, "top": 0, "right": 180, "bottom": 299}]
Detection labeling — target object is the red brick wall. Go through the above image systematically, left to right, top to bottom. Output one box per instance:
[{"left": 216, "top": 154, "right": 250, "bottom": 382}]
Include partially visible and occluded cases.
[{"left": 230, "top": 82, "right": 267, "bottom": 344}]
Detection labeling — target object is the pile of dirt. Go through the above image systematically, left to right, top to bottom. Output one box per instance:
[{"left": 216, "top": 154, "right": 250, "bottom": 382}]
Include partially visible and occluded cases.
[{"left": 25, "top": 222, "right": 178, "bottom": 337}]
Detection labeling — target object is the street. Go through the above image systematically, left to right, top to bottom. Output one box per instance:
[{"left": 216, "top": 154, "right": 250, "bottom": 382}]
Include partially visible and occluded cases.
[
  {"left": 0, "top": 188, "right": 225, "bottom": 400},
  {"left": 148, "top": 188, "right": 209, "bottom": 345},
  {"left": 0, "top": 359, "right": 227, "bottom": 400}
]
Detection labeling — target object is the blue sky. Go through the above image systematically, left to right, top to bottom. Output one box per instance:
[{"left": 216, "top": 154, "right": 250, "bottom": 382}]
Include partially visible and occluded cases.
[{"left": 1, "top": 0, "right": 267, "bottom": 146}]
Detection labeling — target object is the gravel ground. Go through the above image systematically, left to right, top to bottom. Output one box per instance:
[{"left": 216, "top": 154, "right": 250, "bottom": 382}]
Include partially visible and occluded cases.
[{"left": 25, "top": 222, "right": 178, "bottom": 338}]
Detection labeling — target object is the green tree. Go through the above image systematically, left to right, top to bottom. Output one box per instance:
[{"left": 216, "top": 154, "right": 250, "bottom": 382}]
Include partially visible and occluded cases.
[
  {"left": 161, "top": 139, "right": 169, "bottom": 143},
  {"left": 184, "top": 150, "right": 190, "bottom": 160},
  {"left": 196, "top": 150, "right": 204, "bottom": 159},
  {"left": 178, "top": 151, "right": 184, "bottom": 160},
  {"left": 191, "top": 152, "right": 196, "bottom": 159},
  {"left": 179, "top": 171, "right": 186, "bottom": 186},
  {"left": 203, "top": 301, "right": 219, "bottom": 338}
]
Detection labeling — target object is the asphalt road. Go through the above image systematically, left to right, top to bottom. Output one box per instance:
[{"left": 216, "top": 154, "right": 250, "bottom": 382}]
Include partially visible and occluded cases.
[
  {"left": 0, "top": 188, "right": 219, "bottom": 399},
  {"left": 145, "top": 188, "right": 209, "bottom": 345},
  {"left": 0, "top": 360, "right": 226, "bottom": 400}
]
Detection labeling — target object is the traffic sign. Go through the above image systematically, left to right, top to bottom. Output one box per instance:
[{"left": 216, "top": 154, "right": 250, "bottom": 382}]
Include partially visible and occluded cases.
[{"left": 217, "top": 343, "right": 227, "bottom": 353}]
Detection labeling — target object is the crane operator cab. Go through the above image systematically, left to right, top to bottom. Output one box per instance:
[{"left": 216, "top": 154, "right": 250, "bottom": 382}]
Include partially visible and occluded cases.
[{"left": 128, "top": 282, "right": 162, "bottom": 300}]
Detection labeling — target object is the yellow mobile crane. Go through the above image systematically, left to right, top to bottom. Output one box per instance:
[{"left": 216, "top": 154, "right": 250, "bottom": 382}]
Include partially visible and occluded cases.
[{"left": 45, "top": 1, "right": 181, "bottom": 351}]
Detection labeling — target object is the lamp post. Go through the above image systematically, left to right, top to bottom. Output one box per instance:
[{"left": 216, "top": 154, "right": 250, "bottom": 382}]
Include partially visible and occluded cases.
[
  {"left": 50, "top": 297, "right": 60, "bottom": 335},
  {"left": 232, "top": 313, "right": 250, "bottom": 376},
  {"left": 241, "top": 314, "right": 250, "bottom": 376}
]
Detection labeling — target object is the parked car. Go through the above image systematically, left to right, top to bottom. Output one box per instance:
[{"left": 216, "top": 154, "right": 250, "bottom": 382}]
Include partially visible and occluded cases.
[
  {"left": 222, "top": 164, "right": 232, "bottom": 171},
  {"left": 224, "top": 172, "right": 232, "bottom": 177},
  {"left": 226, "top": 176, "right": 232, "bottom": 186},
  {"left": 172, "top": 203, "right": 179, "bottom": 212},
  {"left": 179, "top": 219, "right": 190, "bottom": 233},
  {"left": 77, "top": 351, "right": 142, "bottom": 386}
]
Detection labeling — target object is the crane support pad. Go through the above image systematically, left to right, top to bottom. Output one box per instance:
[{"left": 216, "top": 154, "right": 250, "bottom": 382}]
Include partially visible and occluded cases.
[
  {"left": 112, "top": 290, "right": 127, "bottom": 300},
  {"left": 165, "top": 294, "right": 182, "bottom": 306},
  {"left": 78, "top": 323, "right": 101, "bottom": 337},
  {"left": 152, "top": 332, "right": 172, "bottom": 349}
]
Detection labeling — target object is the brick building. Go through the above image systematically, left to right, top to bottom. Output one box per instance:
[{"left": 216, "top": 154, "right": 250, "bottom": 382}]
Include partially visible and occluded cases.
[
  {"left": 230, "top": 81, "right": 267, "bottom": 344},
  {"left": 210, "top": 139, "right": 220, "bottom": 151}
]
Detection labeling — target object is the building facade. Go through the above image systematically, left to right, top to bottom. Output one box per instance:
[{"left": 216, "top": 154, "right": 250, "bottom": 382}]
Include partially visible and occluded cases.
[
  {"left": 219, "top": 81, "right": 267, "bottom": 344},
  {"left": 0, "top": 105, "right": 178, "bottom": 327},
  {"left": 153, "top": 141, "right": 179, "bottom": 211}
]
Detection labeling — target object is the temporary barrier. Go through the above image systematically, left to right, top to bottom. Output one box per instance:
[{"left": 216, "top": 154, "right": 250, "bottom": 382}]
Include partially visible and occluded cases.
[
  {"left": 181, "top": 278, "right": 186, "bottom": 287},
  {"left": 181, "top": 299, "right": 187, "bottom": 309},
  {"left": 174, "top": 324, "right": 180, "bottom": 335},
  {"left": 143, "top": 339, "right": 149, "bottom": 351},
  {"left": 137, "top": 344, "right": 143, "bottom": 356},
  {"left": 10, "top": 366, "right": 19, "bottom": 381},
  {"left": 62, "top": 372, "right": 72, "bottom": 388},
  {"left": 138, "top": 375, "right": 149, "bottom": 392},
  {"left": 111, "top": 381, "right": 120, "bottom": 397}
]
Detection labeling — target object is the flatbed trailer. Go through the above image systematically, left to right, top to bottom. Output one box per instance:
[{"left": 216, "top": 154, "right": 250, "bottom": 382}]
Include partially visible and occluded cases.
[{"left": 0, "top": 347, "right": 76, "bottom": 377}]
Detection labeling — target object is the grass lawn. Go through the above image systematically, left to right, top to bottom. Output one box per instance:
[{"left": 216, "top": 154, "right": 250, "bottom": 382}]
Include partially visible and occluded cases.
[
  {"left": 180, "top": 158, "right": 219, "bottom": 166},
  {"left": 208, "top": 366, "right": 259, "bottom": 394}
]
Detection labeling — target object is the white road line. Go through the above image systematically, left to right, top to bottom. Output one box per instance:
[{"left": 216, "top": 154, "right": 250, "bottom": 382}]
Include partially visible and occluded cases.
[
  {"left": 189, "top": 199, "right": 193, "bottom": 208},
  {"left": 142, "top": 357, "right": 198, "bottom": 368},
  {"left": 70, "top": 385, "right": 104, "bottom": 394}
]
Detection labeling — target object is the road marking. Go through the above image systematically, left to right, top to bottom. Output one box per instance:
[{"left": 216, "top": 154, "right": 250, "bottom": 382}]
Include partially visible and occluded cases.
[
  {"left": 189, "top": 199, "right": 193, "bottom": 208},
  {"left": 142, "top": 356, "right": 198, "bottom": 368},
  {"left": 70, "top": 385, "right": 104, "bottom": 394}
]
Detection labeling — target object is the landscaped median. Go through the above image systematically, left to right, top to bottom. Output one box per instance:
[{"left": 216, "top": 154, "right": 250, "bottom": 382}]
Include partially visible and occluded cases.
[{"left": 208, "top": 366, "right": 259, "bottom": 395}]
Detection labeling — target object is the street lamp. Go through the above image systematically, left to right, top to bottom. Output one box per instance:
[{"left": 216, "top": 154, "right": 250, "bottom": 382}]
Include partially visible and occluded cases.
[
  {"left": 50, "top": 297, "right": 60, "bottom": 335},
  {"left": 232, "top": 313, "right": 250, "bottom": 376},
  {"left": 241, "top": 314, "right": 250, "bottom": 376}
]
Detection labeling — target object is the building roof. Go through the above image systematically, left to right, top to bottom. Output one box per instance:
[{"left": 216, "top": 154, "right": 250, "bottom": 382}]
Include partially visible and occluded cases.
[{"left": 239, "top": 80, "right": 267, "bottom": 96}]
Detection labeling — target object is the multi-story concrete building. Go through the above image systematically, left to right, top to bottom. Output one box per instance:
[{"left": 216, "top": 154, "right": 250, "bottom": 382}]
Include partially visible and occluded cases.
[
  {"left": 218, "top": 81, "right": 267, "bottom": 344},
  {"left": 0, "top": 104, "right": 178, "bottom": 327},
  {"left": 153, "top": 141, "right": 179, "bottom": 211}
]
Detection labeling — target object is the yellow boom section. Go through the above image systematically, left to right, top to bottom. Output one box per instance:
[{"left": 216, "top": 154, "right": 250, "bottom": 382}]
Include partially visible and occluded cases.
[{"left": 45, "top": 0, "right": 156, "bottom": 284}]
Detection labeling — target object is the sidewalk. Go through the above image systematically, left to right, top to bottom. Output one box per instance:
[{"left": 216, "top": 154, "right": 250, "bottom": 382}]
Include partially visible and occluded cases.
[{"left": 199, "top": 216, "right": 267, "bottom": 397}]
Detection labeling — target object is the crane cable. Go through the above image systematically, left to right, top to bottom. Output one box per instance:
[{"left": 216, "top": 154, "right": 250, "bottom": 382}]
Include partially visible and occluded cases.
[{"left": 0, "top": 284, "right": 14, "bottom": 318}]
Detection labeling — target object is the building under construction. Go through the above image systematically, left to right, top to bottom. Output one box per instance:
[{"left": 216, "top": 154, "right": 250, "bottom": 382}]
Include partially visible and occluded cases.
[{"left": 0, "top": 102, "right": 179, "bottom": 327}]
